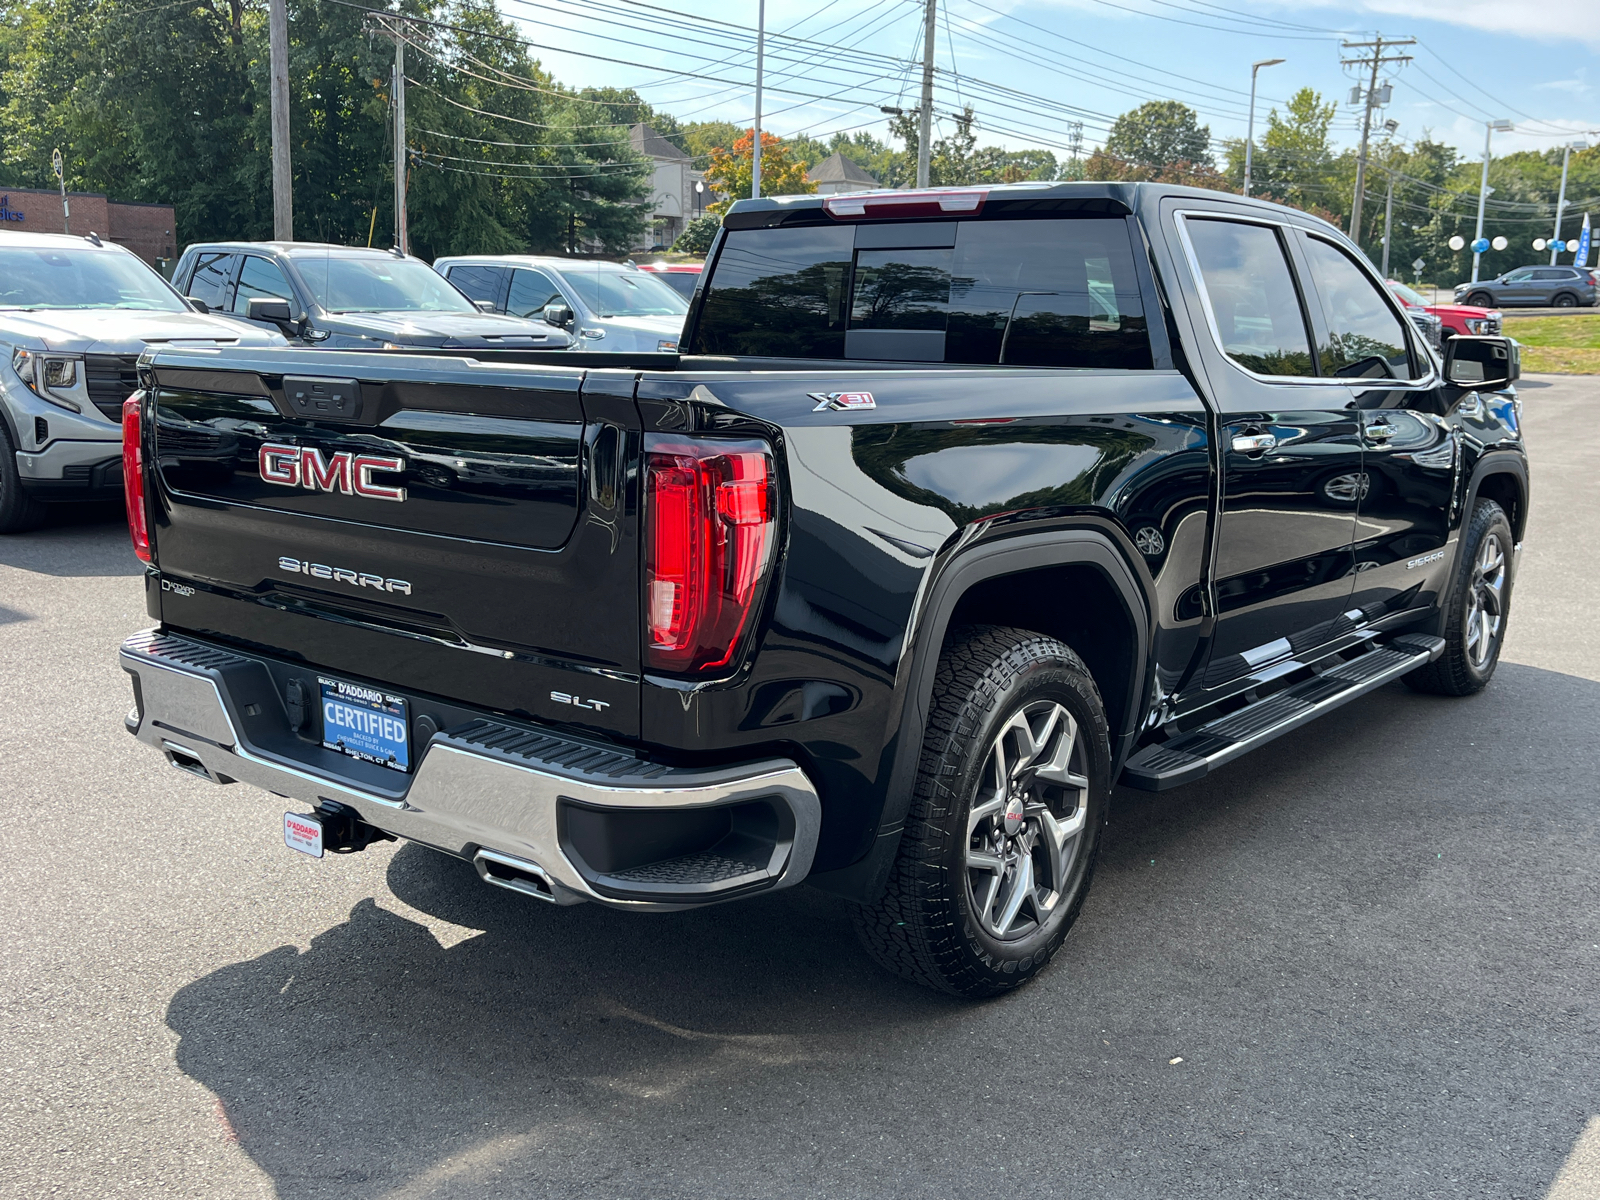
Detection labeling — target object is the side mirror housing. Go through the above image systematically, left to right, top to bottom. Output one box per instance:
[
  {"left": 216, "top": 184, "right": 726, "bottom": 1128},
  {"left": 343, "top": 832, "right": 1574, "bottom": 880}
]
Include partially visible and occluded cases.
[
  {"left": 187, "top": 296, "right": 210, "bottom": 314},
  {"left": 245, "top": 297, "right": 299, "bottom": 335},
  {"left": 473, "top": 298, "right": 497, "bottom": 313},
  {"left": 542, "top": 303, "right": 574, "bottom": 328},
  {"left": 1443, "top": 334, "right": 1519, "bottom": 390}
]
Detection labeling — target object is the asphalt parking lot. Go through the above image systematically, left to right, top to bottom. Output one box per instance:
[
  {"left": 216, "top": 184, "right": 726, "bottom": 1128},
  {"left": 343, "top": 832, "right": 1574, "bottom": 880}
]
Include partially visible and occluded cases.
[{"left": 2, "top": 376, "right": 1597, "bottom": 1200}]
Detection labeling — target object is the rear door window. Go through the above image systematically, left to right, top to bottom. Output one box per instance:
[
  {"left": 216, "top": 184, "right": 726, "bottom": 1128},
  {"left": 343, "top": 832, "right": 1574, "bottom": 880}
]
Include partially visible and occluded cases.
[
  {"left": 692, "top": 218, "right": 1151, "bottom": 367},
  {"left": 1182, "top": 218, "right": 1315, "bottom": 377},
  {"left": 186, "top": 252, "right": 236, "bottom": 310},
  {"left": 448, "top": 265, "right": 507, "bottom": 308}
]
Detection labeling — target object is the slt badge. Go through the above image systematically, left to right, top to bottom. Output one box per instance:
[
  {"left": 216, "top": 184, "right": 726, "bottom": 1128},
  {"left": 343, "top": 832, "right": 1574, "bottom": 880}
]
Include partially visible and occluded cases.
[{"left": 808, "top": 391, "right": 876, "bottom": 412}]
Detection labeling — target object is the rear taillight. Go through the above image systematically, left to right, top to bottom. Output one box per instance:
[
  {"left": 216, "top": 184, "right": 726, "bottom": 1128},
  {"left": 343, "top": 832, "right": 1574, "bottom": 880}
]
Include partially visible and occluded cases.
[
  {"left": 122, "top": 395, "right": 151, "bottom": 563},
  {"left": 644, "top": 436, "right": 775, "bottom": 675}
]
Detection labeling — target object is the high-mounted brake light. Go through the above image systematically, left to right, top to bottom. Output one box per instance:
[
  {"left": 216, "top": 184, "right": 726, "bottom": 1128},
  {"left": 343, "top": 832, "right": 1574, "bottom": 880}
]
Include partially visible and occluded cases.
[
  {"left": 823, "top": 188, "right": 988, "bottom": 220},
  {"left": 122, "top": 395, "right": 152, "bottom": 563},
  {"left": 644, "top": 436, "right": 775, "bottom": 675}
]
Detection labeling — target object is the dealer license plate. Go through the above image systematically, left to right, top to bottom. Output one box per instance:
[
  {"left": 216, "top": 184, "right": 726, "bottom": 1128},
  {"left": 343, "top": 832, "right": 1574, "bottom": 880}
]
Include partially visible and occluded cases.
[{"left": 319, "top": 676, "right": 410, "bottom": 772}]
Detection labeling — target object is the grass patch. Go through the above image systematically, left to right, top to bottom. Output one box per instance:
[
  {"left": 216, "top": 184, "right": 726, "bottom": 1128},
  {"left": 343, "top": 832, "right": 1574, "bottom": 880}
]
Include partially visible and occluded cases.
[
  {"left": 1503, "top": 315, "right": 1600, "bottom": 350},
  {"left": 1519, "top": 345, "right": 1600, "bottom": 375}
]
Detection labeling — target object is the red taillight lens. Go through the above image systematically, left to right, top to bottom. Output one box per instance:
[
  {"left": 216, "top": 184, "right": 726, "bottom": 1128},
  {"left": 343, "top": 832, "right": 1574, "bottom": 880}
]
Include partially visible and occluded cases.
[
  {"left": 122, "top": 395, "right": 151, "bottom": 563},
  {"left": 644, "top": 436, "right": 775, "bottom": 675}
]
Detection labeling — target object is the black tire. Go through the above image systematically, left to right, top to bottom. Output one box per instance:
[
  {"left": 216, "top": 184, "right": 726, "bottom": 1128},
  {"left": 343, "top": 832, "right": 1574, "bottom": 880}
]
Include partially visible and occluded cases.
[
  {"left": 1466, "top": 291, "right": 1494, "bottom": 308},
  {"left": 1553, "top": 292, "right": 1578, "bottom": 308},
  {"left": 0, "top": 421, "right": 48, "bottom": 534},
  {"left": 1406, "top": 499, "right": 1515, "bottom": 696},
  {"left": 853, "top": 625, "right": 1110, "bottom": 998}
]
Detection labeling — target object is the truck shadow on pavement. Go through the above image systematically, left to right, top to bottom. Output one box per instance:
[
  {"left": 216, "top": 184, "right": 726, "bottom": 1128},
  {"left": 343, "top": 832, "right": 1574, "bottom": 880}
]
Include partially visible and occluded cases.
[{"left": 163, "top": 663, "right": 1600, "bottom": 1200}]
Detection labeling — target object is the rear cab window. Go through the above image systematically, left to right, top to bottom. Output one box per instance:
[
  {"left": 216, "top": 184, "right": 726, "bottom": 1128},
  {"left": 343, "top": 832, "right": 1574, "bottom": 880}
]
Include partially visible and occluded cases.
[{"left": 689, "top": 216, "right": 1153, "bottom": 369}]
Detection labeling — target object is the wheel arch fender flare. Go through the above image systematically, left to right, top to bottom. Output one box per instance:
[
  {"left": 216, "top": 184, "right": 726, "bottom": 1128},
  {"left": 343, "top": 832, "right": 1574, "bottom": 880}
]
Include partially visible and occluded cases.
[
  {"left": 1462, "top": 450, "right": 1529, "bottom": 542},
  {"left": 810, "top": 529, "right": 1152, "bottom": 904}
]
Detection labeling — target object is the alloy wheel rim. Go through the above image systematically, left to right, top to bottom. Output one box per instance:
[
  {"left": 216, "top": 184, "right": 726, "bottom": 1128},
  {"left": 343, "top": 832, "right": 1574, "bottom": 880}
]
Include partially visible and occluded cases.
[
  {"left": 1464, "top": 532, "right": 1506, "bottom": 670},
  {"left": 965, "top": 700, "right": 1090, "bottom": 941}
]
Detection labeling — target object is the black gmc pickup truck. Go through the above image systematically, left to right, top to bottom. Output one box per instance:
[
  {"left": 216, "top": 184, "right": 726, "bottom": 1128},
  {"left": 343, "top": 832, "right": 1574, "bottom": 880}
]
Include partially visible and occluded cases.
[{"left": 118, "top": 183, "right": 1527, "bottom": 997}]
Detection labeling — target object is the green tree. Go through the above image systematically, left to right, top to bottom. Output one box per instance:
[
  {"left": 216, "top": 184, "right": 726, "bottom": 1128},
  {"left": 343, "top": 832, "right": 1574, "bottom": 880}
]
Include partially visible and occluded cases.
[
  {"left": 1104, "top": 100, "right": 1212, "bottom": 171},
  {"left": 671, "top": 212, "right": 720, "bottom": 255}
]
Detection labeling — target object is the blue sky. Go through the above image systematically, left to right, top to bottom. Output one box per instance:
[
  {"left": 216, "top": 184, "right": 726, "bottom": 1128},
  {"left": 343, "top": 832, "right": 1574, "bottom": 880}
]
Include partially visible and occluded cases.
[{"left": 501, "top": 0, "right": 1600, "bottom": 164}]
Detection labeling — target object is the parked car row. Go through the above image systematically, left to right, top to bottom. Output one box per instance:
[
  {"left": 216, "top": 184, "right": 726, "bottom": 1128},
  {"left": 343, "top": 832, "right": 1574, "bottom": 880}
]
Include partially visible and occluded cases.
[{"left": 1387, "top": 280, "right": 1502, "bottom": 342}]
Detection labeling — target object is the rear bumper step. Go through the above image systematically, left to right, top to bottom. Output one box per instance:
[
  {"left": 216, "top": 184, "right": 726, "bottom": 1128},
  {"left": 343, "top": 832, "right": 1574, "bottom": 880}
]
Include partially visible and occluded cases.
[
  {"left": 120, "top": 630, "right": 821, "bottom": 910},
  {"left": 1121, "top": 634, "right": 1446, "bottom": 792}
]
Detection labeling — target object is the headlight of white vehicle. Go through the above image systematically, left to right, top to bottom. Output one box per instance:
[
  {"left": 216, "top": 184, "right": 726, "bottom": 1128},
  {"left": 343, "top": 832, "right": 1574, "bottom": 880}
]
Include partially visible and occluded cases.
[{"left": 10, "top": 347, "right": 88, "bottom": 413}]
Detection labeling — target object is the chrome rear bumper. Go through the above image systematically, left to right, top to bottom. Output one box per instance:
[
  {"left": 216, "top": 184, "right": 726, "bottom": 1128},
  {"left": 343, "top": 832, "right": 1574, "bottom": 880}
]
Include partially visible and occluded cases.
[{"left": 120, "top": 630, "right": 821, "bottom": 910}]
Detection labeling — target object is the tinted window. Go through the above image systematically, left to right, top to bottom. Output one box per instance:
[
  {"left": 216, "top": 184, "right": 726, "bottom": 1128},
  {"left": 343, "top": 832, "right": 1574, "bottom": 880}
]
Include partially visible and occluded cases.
[
  {"left": 692, "top": 218, "right": 1151, "bottom": 367},
  {"left": 1185, "top": 218, "right": 1315, "bottom": 377},
  {"left": 694, "top": 226, "right": 854, "bottom": 357},
  {"left": 1302, "top": 236, "right": 1417, "bottom": 380},
  {"left": 187, "top": 252, "right": 236, "bottom": 309},
  {"left": 231, "top": 255, "right": 295, "bottom": 315},
  {"left": 448, "top": 265, "right": 506, "bottom": 307},
  {"left": 1532, "top": 268, "right": 1566, "bottom": 280},
  {"left": 507, "top": 269, "right": 564, "bottom": 317},
  {"left": 650, "top": 270, "right": 700, "bottom": 300}
]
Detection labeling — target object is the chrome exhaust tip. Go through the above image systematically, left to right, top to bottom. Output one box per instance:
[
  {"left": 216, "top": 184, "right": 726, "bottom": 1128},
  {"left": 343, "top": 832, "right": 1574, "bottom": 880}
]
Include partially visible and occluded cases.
[{"left": 473, "top": 848, "right": 557, "bottom": 903}]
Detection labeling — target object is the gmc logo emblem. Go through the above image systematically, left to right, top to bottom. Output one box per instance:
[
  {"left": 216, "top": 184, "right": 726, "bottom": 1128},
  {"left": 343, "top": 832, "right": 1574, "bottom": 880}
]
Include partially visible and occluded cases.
[{"left": 258, "top": 443, "right": 406, "bottom": 502}]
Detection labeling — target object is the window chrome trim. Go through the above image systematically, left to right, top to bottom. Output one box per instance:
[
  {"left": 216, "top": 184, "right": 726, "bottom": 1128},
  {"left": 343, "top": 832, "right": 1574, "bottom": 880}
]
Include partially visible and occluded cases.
[
  {"left": 1173, "top": 208, "right": 1439, "bottom": 391},
  {"left": 1300, "top": 229, "right": 1440, "bottom": 387}
]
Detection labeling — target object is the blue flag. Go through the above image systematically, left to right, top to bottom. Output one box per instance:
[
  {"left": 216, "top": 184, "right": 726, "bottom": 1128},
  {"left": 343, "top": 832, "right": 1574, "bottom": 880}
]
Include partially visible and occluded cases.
[{"left": 1576, "top": 213, "right": 1591, "bottom": 268}]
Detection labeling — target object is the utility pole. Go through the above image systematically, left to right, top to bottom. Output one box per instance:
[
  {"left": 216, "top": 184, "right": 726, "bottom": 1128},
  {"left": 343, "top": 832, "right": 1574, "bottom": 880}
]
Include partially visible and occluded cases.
[
  {"left": 268, "top": 0, "right": 292, "bottom": 240},
  {"left": 751, "top": 0, "right": 764, "bottom": 199},
  {"left": 916, "top": 0, "right": 936, "bottom": 188},
  {"left": 366, "top": 14, "right": 410, "bottom": 253},
  {"left": 1341, "top": 35, "right": 1413, "bottom": 249},
  {"left": 1243, "top": 58, "right": 1284, "bottom": 198},
  {"left": 1472, "top": 118, "right": 1512, "bottom": 283},
  {"left": 1551, "top": 140, "right": 1587, "bottom": 265},
  {"left": 1380, "top": 172, "right": 1395, "bottom": 278}
]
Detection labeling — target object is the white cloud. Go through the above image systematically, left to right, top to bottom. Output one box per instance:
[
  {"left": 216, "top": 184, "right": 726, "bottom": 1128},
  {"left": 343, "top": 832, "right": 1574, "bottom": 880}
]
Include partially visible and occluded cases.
[{"left": 1338, "top": 0, "right": 1600, "bottom": 48}]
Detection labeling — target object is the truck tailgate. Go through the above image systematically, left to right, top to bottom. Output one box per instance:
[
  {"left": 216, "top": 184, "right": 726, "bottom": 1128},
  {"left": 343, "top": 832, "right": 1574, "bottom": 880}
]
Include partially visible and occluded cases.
[{"left": 144, "top": 348, "right": 641, "bottom": 739}]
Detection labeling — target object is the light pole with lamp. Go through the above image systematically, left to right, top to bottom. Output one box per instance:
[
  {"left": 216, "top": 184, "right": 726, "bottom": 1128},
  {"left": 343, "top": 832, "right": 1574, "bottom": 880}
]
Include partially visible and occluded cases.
[
  {"left": 1243, "top": 58, "right": 1284, "bottom": 198},
  {"left": 1472, "top": 119, "right": 1513, "bottom": 283},
  {"left": 1550, "top": 139, "right": 1587, "bottom": 264},
  {"left": 693, "top": 178, "right": 705, "bottom": 219}
]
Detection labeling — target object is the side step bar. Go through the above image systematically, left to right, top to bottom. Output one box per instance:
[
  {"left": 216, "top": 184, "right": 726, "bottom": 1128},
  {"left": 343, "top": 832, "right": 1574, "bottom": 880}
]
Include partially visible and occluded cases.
[{"left": 1121, "top": 634, "right": 1445, "bottom": 792}]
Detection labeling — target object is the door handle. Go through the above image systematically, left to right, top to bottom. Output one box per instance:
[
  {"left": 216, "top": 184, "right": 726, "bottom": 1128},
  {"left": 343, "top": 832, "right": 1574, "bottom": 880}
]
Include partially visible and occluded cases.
[
  {"left": 1364, "top": 422, "right": 1399, "bottom": 442},
  {"left": 1231, "top": 432, "right": 1278, "bottom": 455}
]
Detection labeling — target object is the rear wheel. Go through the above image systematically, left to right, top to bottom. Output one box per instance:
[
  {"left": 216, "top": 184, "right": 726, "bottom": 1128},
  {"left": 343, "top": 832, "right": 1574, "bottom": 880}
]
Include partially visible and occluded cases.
[
  {"left": 1466, "top": 291, "right": 1494, "bottom": 307},
  {"left": 1553, "top": 292, "right": 1578, "bottom": 308},
  {"left": 0, "top": 422, "right": 48, "bottom": 534},
  {"left": 1406, "top": 499, "right": 1514, "bottom": 696},
  {"left": 853, "top": 626, "right": 1110, "bottom": 998}
]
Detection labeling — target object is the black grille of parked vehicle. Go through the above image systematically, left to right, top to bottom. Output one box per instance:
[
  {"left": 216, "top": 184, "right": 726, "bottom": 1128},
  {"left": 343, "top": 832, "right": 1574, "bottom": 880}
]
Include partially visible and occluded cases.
[{"left": 84, "top": 353, "right": 141, "bottom": 421}]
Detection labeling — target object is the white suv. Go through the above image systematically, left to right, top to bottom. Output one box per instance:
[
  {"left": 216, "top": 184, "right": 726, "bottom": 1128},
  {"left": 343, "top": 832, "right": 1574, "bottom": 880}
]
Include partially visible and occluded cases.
[{"left": 433, "top": 256, "right": 689, "bottom": 353}]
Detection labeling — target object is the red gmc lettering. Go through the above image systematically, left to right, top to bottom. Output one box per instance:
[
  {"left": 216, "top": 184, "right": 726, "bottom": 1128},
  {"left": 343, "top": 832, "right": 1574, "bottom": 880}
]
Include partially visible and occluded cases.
[
  {"left": 259, "top": 444, "right": 301, "bottom": 486},
  {"left": 301, "top": 447, "right": 352, "bottom": 493},
  {"left": 353, "top": 455, "right": 406, "bottom": 502}
]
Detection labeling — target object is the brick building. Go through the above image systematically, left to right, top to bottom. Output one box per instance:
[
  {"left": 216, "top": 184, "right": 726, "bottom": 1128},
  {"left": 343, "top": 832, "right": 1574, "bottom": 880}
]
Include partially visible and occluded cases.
[{"left": 0, "top": 187, "right": 177, "bottom": 268}]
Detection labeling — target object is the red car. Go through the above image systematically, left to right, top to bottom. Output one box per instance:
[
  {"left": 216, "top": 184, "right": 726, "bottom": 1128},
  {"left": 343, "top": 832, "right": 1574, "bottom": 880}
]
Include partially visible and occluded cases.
[
  {"left": 635, "top": 261, "right": 703, "bottom": 301},
  {"left": 1388, "top": 280, "right": 1501, "bottom": 341}
]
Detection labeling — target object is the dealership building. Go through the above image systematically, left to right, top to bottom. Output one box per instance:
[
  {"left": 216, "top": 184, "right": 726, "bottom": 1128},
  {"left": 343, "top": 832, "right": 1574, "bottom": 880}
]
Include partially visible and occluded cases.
[{"left": 0, "top": 187, "right": 177, "bottom": 268}]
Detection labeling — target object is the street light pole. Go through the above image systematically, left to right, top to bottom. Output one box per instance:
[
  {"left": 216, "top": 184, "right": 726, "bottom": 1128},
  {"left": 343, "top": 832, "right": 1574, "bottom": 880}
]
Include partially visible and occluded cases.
[
  {"left": 751, "top": 0, "right": 765, "bottom": 199},
  {"left": 915, "top": 0, "right": 936, "bottom": 188},
  {"left": 393, "top": 38, "right": 407, "bottom": 255},
  {"left": 1243, "top": 58, "right": 1284, "bottom": 199},
  {"left": 1472, "top": 118, "right": 1512, "bottom": 283},
  {"left": 1551, "top": 140, "right": 1586, "bottom": 265},
  {"left": 1380, "top": 171, "right": 1395, "bottom": 278}
]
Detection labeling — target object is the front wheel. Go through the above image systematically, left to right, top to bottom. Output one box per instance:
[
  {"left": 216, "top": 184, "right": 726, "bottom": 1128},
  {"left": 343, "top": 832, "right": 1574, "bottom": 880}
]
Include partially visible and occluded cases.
[
  {"left": 1466, "top": 291, "right": 1494, "bottom": 308},
  {"left": 0, "top": 421, "right": 48, "bottom": 534},
  {"left": 1406, "top": 499, "right": 1514, "bottom": 696},
  {"left": 853, "top": 626, "right": 1110, "bottom": 998}
]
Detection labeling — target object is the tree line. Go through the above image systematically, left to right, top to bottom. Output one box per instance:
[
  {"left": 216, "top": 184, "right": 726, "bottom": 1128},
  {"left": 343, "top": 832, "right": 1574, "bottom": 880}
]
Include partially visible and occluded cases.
[{"left": 3, "top": 0, "right": 1595, "bottom": 281}]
